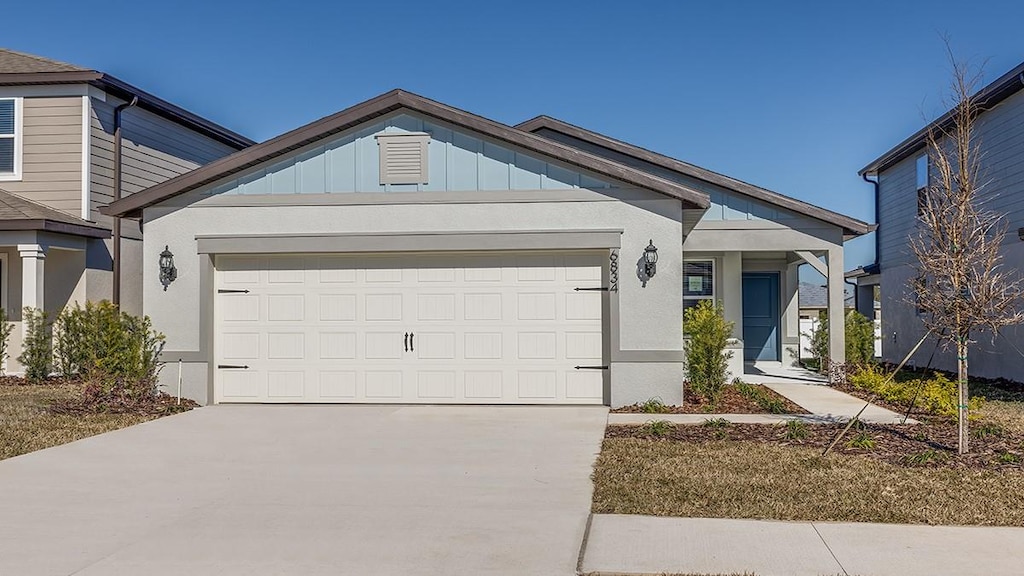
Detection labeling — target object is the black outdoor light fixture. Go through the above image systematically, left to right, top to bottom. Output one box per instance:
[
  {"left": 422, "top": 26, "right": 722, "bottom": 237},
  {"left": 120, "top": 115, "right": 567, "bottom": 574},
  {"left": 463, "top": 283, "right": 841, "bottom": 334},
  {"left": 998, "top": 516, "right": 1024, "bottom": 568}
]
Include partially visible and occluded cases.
[
  {"left": 1018, "top": 227, "right": 1024, "bottom": 241},
  {"left": 643, "top": 239, "right": 658, "bottom": 282},
  {"left": 159, "top": 245, "right": 177, "bottom": 291}
]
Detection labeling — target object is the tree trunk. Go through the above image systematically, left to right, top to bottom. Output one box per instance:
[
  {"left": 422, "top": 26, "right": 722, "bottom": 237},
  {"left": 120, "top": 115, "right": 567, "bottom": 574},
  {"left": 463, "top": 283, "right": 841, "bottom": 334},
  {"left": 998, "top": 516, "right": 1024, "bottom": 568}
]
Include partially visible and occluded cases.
[{"left": 957, "top": 337, "right": 969, "bottom": 454}]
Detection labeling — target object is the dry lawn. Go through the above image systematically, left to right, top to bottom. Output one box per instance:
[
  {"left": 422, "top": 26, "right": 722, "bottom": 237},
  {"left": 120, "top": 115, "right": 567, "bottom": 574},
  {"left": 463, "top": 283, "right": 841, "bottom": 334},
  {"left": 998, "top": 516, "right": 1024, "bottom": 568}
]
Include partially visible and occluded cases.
[
  {"left": 0, "top": 383, "right": 156, "bottom": 460},
  {"left": 593, "top": 437, "right": 1024, "bottom": 526}
]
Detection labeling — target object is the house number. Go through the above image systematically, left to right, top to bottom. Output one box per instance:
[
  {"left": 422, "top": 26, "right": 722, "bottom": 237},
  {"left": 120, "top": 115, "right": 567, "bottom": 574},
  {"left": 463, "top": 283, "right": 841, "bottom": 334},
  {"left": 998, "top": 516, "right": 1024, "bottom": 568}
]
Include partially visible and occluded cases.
[{"left": 609, "top": 250, "right": 619, "bottom": 292}]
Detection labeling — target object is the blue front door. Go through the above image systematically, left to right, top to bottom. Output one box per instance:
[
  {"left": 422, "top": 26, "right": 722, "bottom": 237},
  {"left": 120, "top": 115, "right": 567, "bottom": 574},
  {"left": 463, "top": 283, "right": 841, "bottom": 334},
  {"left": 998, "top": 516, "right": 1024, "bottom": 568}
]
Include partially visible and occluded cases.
[{"left": 742, "top": 273, "right": 780, "bottom": 361}]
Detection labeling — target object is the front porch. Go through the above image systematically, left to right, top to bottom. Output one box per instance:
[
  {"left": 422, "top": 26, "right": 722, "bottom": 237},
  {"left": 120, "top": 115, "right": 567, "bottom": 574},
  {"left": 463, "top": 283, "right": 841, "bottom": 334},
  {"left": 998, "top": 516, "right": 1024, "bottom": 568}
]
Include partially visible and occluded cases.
[
  {"left": 0, "top": 190, "right": 111, "bottom": 373},
  {"left": 682, "top": 247, "right": 847, "bottom": 382}
]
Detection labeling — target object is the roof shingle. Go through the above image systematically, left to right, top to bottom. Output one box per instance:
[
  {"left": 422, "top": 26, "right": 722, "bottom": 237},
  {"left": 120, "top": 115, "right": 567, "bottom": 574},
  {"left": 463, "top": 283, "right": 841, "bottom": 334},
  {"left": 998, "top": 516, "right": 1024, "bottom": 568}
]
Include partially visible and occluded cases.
[
  {"left": 0, "top": 48, "right": 89, "bottom": 74},
  {"left": 0, "top": 188, "right": 109, "bottom": 238}
]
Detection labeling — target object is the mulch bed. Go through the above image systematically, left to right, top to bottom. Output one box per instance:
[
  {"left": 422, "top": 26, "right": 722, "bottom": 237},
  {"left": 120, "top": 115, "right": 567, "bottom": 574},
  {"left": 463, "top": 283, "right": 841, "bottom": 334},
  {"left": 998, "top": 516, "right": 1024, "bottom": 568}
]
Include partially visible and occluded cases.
[
  {"left": 0, "top": 375, "right": 79, "bottom": 387},
  {"left": 612, "top": 382, "right": 808, "bottom": 414},
  {"left": 606, "top": 420, "right": 1024, "bottom": 470}
]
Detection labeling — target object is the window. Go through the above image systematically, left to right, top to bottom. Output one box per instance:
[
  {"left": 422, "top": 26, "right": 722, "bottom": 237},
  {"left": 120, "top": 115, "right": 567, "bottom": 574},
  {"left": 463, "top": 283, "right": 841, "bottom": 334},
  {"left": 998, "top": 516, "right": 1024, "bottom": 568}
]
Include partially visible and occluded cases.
[
  {"left": 0, "top": 98, "right": 21, "bottom": 180},
  {"left": 915, "top": 154, "right": 928, "bottom": 216},
  {"left": 683, "top": 260, "right": 714, "bottom": 311}
]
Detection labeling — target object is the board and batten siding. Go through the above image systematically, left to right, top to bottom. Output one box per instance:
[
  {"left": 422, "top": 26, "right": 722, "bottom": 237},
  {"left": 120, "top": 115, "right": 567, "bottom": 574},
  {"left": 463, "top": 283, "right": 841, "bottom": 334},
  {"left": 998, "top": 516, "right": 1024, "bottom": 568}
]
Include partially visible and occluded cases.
[
  {"left": 877, "top": 88, "right": 1024, "bottom": 268},
  {"left": 90, "top": 95, "right": 239, "bottom": 233},
  {"left": 2, "top": 96, "right": 83, "bottom": 215}
]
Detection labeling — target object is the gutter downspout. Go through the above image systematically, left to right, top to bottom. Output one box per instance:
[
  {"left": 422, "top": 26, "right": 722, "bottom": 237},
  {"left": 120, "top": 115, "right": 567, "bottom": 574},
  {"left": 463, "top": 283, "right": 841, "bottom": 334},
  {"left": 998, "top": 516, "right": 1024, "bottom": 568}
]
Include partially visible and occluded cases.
[
  {"left": 112, "top": 95, "right": 139, "bottom": 307},
  {"left": 861, "top": 172, "right": 880, "bottom": 270}
]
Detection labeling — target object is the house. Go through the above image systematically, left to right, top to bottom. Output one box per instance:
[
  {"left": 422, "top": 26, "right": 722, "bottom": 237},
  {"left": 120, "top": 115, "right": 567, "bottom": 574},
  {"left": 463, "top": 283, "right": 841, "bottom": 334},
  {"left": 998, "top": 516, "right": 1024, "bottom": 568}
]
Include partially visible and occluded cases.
[
  {"left": 0, "top": 49, "right": 253, "bottom": 372},
  {"left": 859, "top": 60, "right": 1024, "bottom": 382},
  {"left": 103, "top": 90, "right": 871, "bottom": 406}
]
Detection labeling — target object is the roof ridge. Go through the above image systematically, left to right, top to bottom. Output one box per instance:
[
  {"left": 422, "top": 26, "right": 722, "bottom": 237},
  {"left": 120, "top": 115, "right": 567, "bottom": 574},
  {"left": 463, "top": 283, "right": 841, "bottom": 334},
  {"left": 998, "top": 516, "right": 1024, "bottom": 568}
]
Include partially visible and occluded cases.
[{"left": 518, "top": 115, "right": 871, "bottom": 236}]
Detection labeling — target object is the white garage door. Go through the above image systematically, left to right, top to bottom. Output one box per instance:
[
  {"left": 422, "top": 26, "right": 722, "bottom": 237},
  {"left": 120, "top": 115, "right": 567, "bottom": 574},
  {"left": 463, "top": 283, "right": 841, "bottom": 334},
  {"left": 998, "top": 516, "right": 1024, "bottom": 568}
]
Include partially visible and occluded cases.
[{"left": 214, "top": 252, "right": 605, "bottom": 404}]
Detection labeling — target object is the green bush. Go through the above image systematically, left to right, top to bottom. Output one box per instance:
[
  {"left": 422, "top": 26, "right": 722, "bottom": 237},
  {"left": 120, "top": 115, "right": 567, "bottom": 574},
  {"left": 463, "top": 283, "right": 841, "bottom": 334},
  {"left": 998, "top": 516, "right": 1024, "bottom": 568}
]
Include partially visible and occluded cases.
[
  {"left": 684, "top": 300, "right": 734, "bottom": 405},
  {"left": 52, "top": 301, "right": 165, "bottom": 405},
  {"left": 18, "top": 307, "right": 51, "bottom": 382},
  {"left": 0, "top": 308, "right": 13, "bottom": 374},
  {"left": 804, "top": 310, "right": 876, "bottom": 370},
  {"left": 845, "top": 311, "right": 875, "bottom": 367},
  {"left": 848, "top": 364, "right": 983, "bottom": 420},
  {"left": 734, "top": 378, "right": 789, "bottom": 414},
  {"left": 784, "top": 419, "right": 809, "bottom": 440},
  {"left": 642, "top": 420, "right": 674, "bottom": 437}
]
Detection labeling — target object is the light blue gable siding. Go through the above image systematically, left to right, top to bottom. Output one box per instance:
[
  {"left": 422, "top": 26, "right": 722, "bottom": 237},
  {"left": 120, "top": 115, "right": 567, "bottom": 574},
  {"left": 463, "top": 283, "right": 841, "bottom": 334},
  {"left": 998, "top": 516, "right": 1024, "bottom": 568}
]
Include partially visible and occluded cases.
[
  {"left": 210, "top": 113, "right": 615, "bottom": 196},
  {"left": 701, "top": 189, "right": 783, "bottom": 222}
]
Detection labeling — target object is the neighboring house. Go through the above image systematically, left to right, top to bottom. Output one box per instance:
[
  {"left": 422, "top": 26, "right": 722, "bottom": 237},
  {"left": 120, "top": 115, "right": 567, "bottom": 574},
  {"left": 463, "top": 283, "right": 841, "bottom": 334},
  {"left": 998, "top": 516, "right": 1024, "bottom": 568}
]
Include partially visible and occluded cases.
[
  {"left": 0, "top": 49, "right": 253, "bottom": 372},
  {"left": 859, "top": 60, "right": 1024, "bottom": 382},
  {"left": 104, "top": 90, "right": 870, "bottom": 406},
  {"left": 797, "top": 282, "right": 880, "bottom": 358}
]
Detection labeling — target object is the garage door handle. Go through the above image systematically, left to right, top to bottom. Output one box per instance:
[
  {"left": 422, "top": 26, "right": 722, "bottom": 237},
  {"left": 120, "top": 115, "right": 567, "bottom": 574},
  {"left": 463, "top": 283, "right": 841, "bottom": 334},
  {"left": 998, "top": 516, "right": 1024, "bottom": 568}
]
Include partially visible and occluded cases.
[
  {"left": 409, "top": 332, "right": 414, "bottom": 352},
  {"left": 404, "top": 333, "right": 409, "bottom": 352},
  {"left": 218, "top": 364, "right": 249, "bottom": 369}
]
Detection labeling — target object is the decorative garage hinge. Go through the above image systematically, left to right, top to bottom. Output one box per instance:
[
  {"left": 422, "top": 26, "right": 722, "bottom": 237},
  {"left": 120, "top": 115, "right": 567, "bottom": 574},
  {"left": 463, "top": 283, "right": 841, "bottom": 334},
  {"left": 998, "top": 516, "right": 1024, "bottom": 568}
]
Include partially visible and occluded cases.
[
  {"left": 574, "top": 287, "right": 609, "bottom": 291},
  {"left": 218, "top": 289, "right": 250, "bottom": 294},
  {"left": 217, "top": 364, "right": 249, "bottom": 369},
  {"left": 574, "top": 365, "right": 609, "bottom": 370}
]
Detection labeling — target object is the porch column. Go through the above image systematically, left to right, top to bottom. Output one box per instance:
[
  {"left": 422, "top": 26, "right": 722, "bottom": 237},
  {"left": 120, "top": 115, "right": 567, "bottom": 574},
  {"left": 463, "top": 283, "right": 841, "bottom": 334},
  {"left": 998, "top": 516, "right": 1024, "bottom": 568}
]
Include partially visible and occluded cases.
[
  {"left": 18, "top": 244, "right": 46, "bottom": 320},
  {"left": 825, "top": 247, "right": 845, "bottom": 369},
  {"left": 784, "top": 261, "right": 801, "bottom": 366}
]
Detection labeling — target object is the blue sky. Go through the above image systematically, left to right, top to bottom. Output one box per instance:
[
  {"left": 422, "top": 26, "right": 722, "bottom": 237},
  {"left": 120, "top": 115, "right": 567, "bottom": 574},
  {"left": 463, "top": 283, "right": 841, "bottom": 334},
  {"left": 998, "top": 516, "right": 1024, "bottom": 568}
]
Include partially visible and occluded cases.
[{"left": 6, "top": 1, "right": 1024, "bottom": 274}]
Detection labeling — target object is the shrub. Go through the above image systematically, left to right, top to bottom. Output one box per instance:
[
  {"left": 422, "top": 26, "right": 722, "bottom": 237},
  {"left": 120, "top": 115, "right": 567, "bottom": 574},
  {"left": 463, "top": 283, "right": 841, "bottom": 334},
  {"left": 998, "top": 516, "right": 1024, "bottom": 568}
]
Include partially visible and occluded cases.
[
  {"left": 684, "top": 300, "right": 734, "bottom": 405},
  {"left": 18, "top": 307, "right": 51, "bottom": 382},
  {"left": 0, "top": 308, "right": 13, "bottom": 374},
  {"left": 804, "top": 310, "right": 876, "bottom": 370},
  {"left": 845, "top": 311, "right": 876, "bottom": 367},
  {"left": 847, "top": 364, "right": 983, "bottom": 420},
  {"left": 640, "top": 397, "right": 670, "bottom": 414},
  {"left": 784, "top": 419, "right": 809, "bottom": 441},
  {"left": 642, "top": 420, "right": 674, "bottom": 437},
  {"left": 972, "top": 422, "right": 1005, "bottom": 439},
  {"left": 846, "top": 431, "right": 876, "bottom": 450},
  {"left": 904, "top": 449, "right": 948, "bottom": 466}
]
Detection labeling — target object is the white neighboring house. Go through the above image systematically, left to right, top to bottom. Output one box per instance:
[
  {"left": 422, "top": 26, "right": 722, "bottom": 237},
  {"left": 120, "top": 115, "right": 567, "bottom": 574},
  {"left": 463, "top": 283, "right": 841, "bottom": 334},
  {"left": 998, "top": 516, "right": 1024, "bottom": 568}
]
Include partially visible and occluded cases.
[{"left": 103, "top": 90, "right": 871, "bottom": 406}]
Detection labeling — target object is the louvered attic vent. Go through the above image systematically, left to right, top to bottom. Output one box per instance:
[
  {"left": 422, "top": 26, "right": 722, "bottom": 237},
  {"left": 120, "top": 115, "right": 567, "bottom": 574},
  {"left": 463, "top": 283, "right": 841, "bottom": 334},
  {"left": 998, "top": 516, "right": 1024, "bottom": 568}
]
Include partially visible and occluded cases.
[{"left": 376, "top": 132, "right": 430, "bottom": 185}]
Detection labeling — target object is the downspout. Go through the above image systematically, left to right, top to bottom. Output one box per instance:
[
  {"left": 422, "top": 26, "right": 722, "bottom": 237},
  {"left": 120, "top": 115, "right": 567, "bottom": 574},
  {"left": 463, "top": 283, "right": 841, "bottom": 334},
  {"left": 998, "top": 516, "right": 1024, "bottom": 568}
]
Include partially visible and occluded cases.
[
  {"left": 112, "top": 95, "right": 139, "bottom": 307},
  {"left": 861, "top": 172, "right": 880, "bottom": 269}
]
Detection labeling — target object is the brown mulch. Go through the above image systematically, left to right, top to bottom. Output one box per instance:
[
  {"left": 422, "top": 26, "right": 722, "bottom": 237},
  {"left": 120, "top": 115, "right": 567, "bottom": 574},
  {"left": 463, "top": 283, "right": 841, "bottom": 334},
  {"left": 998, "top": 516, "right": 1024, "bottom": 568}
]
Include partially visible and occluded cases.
[
  {"left": 0, "top": 375, "right": 79, "bottom": 387},
  {"left": 612, "top": 382, "right": 808, "bottom": 415},
  {"left": 50, "top": 392, "right": 198, "bottom": 417},
  {"left": 606, "top": 420, "right": 1024, "bottom": 470}
]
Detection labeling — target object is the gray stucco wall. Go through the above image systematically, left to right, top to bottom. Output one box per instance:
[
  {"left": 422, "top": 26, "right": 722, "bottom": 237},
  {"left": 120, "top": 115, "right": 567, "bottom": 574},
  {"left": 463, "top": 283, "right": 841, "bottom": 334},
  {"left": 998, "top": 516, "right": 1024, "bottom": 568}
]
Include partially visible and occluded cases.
[
  {"left": 877, "top": 88, "right": 1024, "bottom": 382},
  {"left": 144, "top": 188, "right": 685, "bottom": 406}
]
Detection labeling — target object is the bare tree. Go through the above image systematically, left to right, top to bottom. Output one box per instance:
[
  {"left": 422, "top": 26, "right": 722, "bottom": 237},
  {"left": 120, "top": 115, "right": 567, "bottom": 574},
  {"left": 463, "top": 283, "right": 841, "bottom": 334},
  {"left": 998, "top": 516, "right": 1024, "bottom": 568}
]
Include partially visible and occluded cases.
[{"left": 910, "top": 47, "right": 1024, "bottom": 454}]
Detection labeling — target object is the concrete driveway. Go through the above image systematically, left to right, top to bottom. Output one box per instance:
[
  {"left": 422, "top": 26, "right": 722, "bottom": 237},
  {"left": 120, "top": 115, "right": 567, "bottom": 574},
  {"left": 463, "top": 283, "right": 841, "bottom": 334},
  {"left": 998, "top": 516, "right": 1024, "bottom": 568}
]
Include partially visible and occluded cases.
[{"left": 0, "top": 405, "right": 607, "bottom": 575}]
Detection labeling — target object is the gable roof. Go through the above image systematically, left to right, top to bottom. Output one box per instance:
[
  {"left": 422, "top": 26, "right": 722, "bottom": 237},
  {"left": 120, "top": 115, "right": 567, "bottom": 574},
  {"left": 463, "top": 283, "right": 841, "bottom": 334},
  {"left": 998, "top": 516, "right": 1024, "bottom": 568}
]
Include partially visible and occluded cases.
[
  {"left": 0, "top": 48, "right": 254, "bottom": 150},
  {"left": 860, "top": 60, "right": 1024, "bottom": 175},
  {"left": 102, "top": 89, "right": 712, "bottom": 218},
  {"left": 517, "top": 116, "right": 872, "bottom": 237},
  {"left": 0, "top": 188, "right": 110, "bottom": 238}
]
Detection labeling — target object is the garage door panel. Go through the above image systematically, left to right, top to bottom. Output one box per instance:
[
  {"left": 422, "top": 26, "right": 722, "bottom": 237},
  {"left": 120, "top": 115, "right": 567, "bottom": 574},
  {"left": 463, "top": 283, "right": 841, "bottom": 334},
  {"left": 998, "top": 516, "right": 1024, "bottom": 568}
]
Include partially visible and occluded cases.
[{"left": 216, "top": 252, "right": 604, "bottom": 404}]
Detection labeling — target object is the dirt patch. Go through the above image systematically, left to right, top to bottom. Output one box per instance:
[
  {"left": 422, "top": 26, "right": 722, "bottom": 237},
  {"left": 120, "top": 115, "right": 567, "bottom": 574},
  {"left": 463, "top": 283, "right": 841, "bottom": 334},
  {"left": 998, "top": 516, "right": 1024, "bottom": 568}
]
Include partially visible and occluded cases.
[{"left": 613, "top": 382, "right": 808, "bottom": 415}]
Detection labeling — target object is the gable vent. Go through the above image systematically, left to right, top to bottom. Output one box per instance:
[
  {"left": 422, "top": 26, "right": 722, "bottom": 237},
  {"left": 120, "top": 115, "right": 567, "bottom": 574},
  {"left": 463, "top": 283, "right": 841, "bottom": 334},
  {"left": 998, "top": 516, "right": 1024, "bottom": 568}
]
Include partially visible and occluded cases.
[{"left": 377, "top": 132, "right": 430, "bottom": 185}]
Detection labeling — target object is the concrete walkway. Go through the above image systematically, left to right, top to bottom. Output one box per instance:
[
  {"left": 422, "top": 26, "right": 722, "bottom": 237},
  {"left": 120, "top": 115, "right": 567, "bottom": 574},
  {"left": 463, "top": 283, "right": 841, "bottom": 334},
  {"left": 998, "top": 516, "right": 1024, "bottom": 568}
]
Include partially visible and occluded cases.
[
  {"left": 608, "top": 382, "right": 912, "bottom": 425},
  {"left": 0, "top": 405, "right": 607, "bottom": 576},
  {"left": 582, "top": 514, "right": 1024, "bottom": 576}
]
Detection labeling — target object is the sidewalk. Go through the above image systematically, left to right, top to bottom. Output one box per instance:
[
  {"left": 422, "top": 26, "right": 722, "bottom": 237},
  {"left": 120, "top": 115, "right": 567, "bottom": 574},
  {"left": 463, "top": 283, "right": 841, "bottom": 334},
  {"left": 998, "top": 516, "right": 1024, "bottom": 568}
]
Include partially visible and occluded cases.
[
  {"left": 608, "top": 383, "right": 913, "bottom": 425},
  {"left": 581, "top": 514, "right": 1024, "bottom": 576}
]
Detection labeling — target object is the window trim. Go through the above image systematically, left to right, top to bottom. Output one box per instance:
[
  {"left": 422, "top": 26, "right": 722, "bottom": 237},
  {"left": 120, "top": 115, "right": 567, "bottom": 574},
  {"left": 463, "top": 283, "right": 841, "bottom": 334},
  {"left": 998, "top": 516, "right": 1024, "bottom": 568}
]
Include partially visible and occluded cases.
[
  {"left": 0, "top": 97, "right": 24, "bottom": 182},
  {"left": 683, "top": 259, "right": 715, "bottom": 309}
]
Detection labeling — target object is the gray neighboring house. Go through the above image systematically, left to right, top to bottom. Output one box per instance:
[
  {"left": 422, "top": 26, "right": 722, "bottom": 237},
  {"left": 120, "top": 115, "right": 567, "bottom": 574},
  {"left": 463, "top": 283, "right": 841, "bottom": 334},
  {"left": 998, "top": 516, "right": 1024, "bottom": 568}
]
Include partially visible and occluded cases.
[
  {"left": 0, "top": 49, "right": 253, "bottom": 372},
  {"left": 859, "top": 60, "right": 1024, "bottom": 382},
  {"left": 104, "top": 90, "right": 870, "bottom": 406}
]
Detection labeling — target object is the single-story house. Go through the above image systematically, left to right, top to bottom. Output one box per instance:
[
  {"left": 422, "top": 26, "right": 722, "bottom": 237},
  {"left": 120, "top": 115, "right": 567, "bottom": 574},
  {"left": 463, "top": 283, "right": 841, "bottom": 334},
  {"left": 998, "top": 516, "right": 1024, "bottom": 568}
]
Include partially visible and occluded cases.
[{"left": 103, "top": 90, "right": 871, "bottom": 406}]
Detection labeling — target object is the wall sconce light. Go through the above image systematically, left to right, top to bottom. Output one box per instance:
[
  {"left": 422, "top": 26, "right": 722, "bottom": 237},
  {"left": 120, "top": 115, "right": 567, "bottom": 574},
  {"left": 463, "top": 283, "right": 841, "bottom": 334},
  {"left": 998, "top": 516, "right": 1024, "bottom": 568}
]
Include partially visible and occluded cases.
[
  {"left": 1018, "top": 227, "right": 1024, "bottom": 241},
  {"left": 642, "top": 239, "right": 658, "bottom": 287},
  {"left": 159, "top": 245, "right": 177, "bottom": 291}
]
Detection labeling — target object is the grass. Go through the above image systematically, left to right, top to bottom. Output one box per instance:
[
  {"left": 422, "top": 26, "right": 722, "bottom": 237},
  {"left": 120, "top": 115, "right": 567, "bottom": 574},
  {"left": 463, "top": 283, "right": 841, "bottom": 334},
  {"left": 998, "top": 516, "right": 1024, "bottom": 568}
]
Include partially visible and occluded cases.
[
  {"left": 0, "top": 383, "right": 157, "bottom": 461},
  {"left": 592, "top": 438, "right": 1024, "bottom": 526}
]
